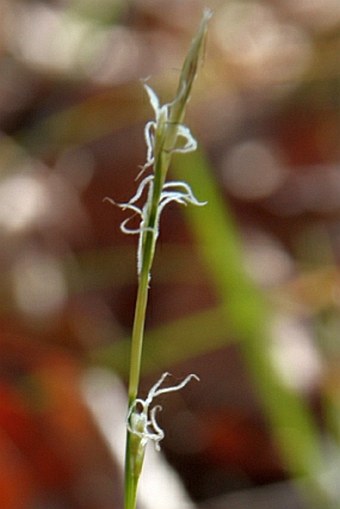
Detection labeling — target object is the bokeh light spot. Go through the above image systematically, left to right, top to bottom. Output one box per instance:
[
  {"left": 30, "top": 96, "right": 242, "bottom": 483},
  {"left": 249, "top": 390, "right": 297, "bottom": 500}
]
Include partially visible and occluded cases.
[
  {"left": 222, "top": 139, "right": 288, "bottom": 200},
  {"left": 0, "top": 174, "right": 48, "bottom": 233},
  {"left": 12, "top": 251, "right": 67, "bottom": 318}
]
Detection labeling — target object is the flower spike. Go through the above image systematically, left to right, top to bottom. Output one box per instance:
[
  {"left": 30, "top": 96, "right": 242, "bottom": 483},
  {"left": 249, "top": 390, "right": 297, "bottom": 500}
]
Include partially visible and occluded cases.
[{"left": 122, "top": 12, "right": 211, "bottom": 509}]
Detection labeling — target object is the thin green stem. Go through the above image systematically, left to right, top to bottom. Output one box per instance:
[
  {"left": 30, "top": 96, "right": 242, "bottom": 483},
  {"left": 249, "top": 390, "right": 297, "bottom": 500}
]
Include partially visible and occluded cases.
[
  {"left": 123, "top": 11, "right": 211, "bottom": 509},
  {"left": 127, "top": 163, "right": 165, "bottom": 399},
  {"left": 124, "top": 197, "right": 160, "bottom": 509},
  {"left": 127, "top": 267, "right": 151, "bottom": 404},
  {"left": 124, "top": 431, "right": 139, "bottom": 509}
]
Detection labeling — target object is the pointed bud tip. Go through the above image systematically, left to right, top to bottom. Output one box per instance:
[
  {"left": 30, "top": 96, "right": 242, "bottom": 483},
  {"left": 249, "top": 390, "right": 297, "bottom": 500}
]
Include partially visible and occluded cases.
[{"left": 203, "top": 7, "right": 213, "bottom": 22}]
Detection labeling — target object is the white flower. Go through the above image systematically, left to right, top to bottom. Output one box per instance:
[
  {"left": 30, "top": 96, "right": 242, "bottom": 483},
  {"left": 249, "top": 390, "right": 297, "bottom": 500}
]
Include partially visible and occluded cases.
[
  {"left": 104, "top": 83, "right": 206, "bottom": 275},
  {"left": 141, "top": 83, "right": 197, "bottom": 176},
  {"left": 105, "top": 176, "right": 206, "bottom": 274},
  {"left": 127, "top": 372, "right": 199, "bottom": 451}
]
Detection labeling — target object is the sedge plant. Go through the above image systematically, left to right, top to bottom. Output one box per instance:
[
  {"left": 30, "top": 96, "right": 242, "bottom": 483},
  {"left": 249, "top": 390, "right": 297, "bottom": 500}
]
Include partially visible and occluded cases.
[{"left": 105, "top": 10, "right": 212, "bottom": 509}]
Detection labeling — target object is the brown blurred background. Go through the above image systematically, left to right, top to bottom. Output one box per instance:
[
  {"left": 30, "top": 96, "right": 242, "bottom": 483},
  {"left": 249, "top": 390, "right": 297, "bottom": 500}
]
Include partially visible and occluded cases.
[{"left": 1, "top": 0, "right": 340, "bottom": 508}]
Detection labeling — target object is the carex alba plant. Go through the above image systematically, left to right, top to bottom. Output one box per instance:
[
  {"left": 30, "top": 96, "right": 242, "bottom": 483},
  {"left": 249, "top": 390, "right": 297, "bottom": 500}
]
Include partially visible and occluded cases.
[{"left": 106, "top": 10, "right": 211, "bottom": 509}]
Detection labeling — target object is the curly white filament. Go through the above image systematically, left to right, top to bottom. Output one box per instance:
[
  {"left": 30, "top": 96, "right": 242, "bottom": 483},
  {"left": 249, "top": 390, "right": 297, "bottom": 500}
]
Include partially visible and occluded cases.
[
  {"left": 140, "top": 83, "right": 197, "bottom": 177},
  {"left": 105, "top": 84, "right": 206, "bottom": 275},
  {"left": 105, "top": 176, "right": 206, "bottom": 274},
  {"left": 127, "top": 372, "right": 199, "bottom": 452}
]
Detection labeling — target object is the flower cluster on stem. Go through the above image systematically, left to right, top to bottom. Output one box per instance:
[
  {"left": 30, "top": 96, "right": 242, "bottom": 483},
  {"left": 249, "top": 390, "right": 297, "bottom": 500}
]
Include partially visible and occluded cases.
[{"left": 105, "top": 10, "right": 211, "bottom": 509}]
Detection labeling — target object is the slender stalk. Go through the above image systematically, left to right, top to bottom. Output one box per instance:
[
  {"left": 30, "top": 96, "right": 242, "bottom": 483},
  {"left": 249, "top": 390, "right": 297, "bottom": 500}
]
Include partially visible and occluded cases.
[
  {"left": 123, "top": 11, "right": 211, "bottom": 509},
  {"left": 124, "top": 158, "right": 168, "bottom": 509},
  {"left": 127, "top": 266, "right": 152, "bottom": 405},
  {"left": 124, "top": 431, "right": 139, "bottom": 509}
]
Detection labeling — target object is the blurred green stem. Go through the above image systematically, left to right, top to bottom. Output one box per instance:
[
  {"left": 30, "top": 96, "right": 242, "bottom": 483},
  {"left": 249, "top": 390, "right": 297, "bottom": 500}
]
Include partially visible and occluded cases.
[{"left": 174, "top": 148, "right": 335, "bottom": 509}]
